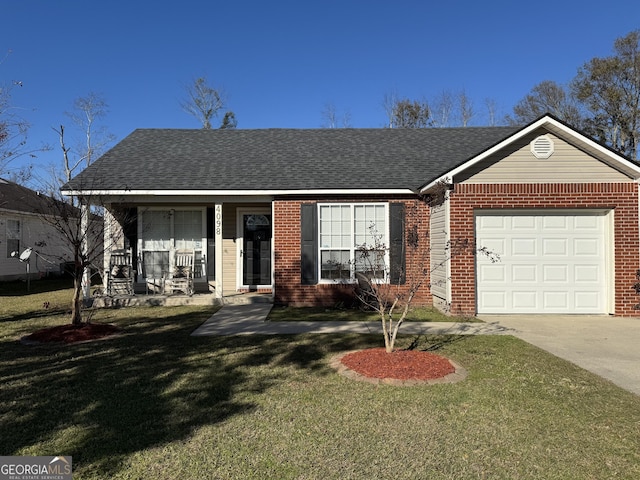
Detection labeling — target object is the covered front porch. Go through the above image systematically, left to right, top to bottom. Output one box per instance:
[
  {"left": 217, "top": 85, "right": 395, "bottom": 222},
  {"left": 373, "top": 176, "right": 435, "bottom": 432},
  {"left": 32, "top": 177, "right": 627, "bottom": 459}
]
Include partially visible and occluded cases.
[{"left": 97, "top": 197, "right": 275, "bottom": 304}]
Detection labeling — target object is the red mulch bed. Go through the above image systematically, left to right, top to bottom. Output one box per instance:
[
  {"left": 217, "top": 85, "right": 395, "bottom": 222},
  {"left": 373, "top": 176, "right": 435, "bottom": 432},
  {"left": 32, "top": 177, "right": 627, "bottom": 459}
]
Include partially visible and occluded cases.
[
  {"left": 23, "top": 323, "right": 121, "bottom": 344},
  {"left": 340, "top": 347, "right": 455, "bottom": 381}
]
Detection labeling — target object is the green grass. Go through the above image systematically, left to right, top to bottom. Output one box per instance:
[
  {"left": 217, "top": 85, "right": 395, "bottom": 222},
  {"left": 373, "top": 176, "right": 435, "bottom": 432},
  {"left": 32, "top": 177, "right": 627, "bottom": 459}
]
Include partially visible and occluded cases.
[
  {"left": 1, "top": 283, "right": 640, "bottom": 479},
  {"left": 267, "top": 305, "right": 481, "bottom": 323}
]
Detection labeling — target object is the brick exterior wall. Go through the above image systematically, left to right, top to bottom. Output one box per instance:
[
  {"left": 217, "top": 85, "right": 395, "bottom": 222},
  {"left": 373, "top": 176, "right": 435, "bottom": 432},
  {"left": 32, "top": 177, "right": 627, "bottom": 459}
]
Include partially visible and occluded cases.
[
  {"left": 449, "top": 183, "right": 640, "bottom": 316},
  {"left": 273, "top": 197, "right": 432, "bottom": 307}
]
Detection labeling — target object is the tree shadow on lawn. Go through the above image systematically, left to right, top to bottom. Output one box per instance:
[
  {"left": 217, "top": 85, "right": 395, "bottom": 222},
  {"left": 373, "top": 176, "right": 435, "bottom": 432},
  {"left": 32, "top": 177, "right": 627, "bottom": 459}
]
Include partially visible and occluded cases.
[
  {"left": 0, "top": 278, "right": 74, "bottom": 296},
  {"left": 0, "top": 308, "right": 71, "bottom": 323},
  {"left": 0, "top": 310, "right": 468, "bottom": 477},
  {"left": 0, "top": 311, "right": 282, "bottom": 476}
]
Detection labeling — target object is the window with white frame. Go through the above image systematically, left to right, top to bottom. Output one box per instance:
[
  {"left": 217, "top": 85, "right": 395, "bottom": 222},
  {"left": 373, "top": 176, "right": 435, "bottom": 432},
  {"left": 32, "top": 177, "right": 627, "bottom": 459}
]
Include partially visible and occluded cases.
[
  {"left": 319, "top": 203, "right": 388, "bottom": 281},
  {"left": 139, "top": 209, "right": 204, "bottom": 279},
  {"left": 6, "top": 219, "right": 20, "bottom": 258}
]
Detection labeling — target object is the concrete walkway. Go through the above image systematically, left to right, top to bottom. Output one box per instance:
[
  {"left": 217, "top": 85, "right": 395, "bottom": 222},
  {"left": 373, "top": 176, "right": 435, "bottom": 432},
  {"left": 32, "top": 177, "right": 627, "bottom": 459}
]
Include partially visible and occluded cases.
[
  {"left": 190, "top": 304, "right": 510, "bottom": 337},
  {"left": 191, "top": 305, "right": 640, "bottom": 396}
]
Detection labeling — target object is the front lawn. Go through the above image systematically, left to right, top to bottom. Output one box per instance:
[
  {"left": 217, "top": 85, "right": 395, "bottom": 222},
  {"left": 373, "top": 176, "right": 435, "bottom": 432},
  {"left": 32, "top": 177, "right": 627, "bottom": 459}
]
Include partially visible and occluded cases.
[
  {"left": 1, "top": 286, "right": 639, "bottom": 479},
  {"left": 267, "top": 305, "right": 481, "bottom": 322}
]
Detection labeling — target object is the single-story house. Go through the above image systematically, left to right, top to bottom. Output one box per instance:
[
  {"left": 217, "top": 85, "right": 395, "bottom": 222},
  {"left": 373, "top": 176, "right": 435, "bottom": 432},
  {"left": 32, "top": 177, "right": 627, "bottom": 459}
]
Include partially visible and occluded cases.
[
  {"left": 62, "top": 114, "right": 640, "bottom": 316},
  {"left": 0, "top": 179, "right": 74, "bottom": 281}
]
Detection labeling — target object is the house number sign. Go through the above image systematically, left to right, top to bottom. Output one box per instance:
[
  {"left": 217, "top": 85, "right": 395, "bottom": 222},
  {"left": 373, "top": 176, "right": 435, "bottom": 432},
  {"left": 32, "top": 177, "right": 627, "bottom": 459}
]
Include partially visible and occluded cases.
[{"left": 215, "top": 205, "right": 222, "bottom": 236}]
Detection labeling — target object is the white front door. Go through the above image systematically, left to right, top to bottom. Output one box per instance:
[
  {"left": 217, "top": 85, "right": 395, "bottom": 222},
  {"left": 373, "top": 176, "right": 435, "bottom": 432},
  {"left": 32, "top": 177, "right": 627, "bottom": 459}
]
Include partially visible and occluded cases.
[{"left": 475, "top": 211, "right": 610, "bottom": 314}]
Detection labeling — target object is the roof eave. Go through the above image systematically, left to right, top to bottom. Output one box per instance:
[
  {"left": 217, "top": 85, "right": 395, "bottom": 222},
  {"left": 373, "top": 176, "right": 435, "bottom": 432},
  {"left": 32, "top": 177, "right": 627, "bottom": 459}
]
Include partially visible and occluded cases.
[{"left": 61, "top": 188, "right": 417, "bottom": 197}]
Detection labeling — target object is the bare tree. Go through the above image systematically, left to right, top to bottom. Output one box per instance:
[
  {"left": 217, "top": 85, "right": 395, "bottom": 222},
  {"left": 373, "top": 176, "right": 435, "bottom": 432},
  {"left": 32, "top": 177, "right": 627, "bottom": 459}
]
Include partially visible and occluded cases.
[
  {"left": 0, "top": 51, "right": 49, "bottom": 180},
  {"left": 181, "top": 76, "right": 235, "bottom": 129},
  {"left": 0, "top": 81, "right": 28, "bottom": 176},
  {"left": 457, "top": 89, "right": 474, "bottom": 127},
  {"left": 432, "top": 90, "right": 453, "bottom": 127},
  {"left": 433, "top": 90, "right": 478, "bottom": 127},
  {"left": 381, "top": 91, "right": 399, "bottom": 128},
  {"left": 49, "top": 92, "right": 115, "bottom": 192},
  {"left": 484, "top": 97, "right": 499, "bottom": 126},
  {"left": 321, "top": 102, "right": 352, "bottom": 128},
  {"left": 23, "top": 167, "right": 121, "bottom": 325},
  {"left": 355, "top": 186, "right": 498, "bottom": 353},
  {"left": 37, "top": 191, "right": 133, "bottom": 325}
]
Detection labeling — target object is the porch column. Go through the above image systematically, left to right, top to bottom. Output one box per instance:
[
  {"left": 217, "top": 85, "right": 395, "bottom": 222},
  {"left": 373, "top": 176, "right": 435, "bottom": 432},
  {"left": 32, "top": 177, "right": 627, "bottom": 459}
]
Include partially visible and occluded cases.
[
  {"left": 80, "top": 197, "right": 91, "bottom": 299},
  {"left": 214, "top": 203, "right": 223, "bottom": 298},
  {"left": 103, "top": 204, "right": 113, "bottom": 291}
]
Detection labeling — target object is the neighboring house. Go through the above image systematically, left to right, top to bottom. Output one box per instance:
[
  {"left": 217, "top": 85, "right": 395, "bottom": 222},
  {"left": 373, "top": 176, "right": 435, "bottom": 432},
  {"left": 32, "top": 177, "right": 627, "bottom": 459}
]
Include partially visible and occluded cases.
[
  {"left": 62, "top": 115, "right": 640, "bottom": 316},
  {"left": 0, "top": 179, "right": 73, "bottom": 281}
]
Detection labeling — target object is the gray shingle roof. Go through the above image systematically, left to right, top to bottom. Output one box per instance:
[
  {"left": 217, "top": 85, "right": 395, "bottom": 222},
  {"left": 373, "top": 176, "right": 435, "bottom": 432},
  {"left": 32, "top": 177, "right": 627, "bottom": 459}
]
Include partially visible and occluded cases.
[
  {"left": 64, "top": 127, "right": 519, "bottom": 193},
  {"left": 0, "top": 178, "right": 65, "bottom": 215}
]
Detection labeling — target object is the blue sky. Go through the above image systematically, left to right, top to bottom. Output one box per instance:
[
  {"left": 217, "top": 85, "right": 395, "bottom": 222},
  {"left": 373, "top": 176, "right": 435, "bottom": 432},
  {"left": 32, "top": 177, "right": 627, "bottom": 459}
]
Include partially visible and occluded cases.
[{"left": 2, "top": 0, "right": 639, "bottom": 179}]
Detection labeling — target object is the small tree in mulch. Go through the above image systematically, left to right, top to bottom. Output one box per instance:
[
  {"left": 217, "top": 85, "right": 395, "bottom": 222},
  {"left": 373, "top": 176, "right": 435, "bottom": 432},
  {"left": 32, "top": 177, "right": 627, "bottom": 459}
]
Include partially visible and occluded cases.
[
  {"left": 354, "top": 189, "right": 498, "bottom": 354},
  {"left": 19, "top": 191, "right": 131, "bottom": 343},
  {"left": 33, "top": 192, "right": 135, "bottom": 327}
]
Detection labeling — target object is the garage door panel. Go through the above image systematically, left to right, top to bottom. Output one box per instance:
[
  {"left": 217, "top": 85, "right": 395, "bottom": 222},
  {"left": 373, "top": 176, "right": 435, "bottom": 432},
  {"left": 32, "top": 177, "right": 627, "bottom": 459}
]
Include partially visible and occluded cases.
[
  {"left": 476, "top": 212, "right": 607, "bottom": 314},
  {"left": 478, "top": 215, "right": 506, "bottom": 230},
  {"left": 575, "top": 215, "right": 599, "bottom": 230},
  {"left": 512, "top": 216, "right": 536, "bottom": 229},
  {"left": 543, "top": 216, "right": 569, "bottom": 229},
  {"left": 480, "top": 238, "right": 506, "bottom": 255},
  {"left": 511, "top": 238, "right": 536, "bottom": 256},
  {"left": 543, "top": 238, "right": 568, "bottom": 256},
  {"left": 574, "top": 238, "right": 599, "bottom": 256},
  {"left": 478, "top": 264, "right": 505, "bottom": 282},
  {"left": 512, "top": 264, "right": 536, "bottom": 282},
  {"left": 543, "top": 265, "right": 569, "bottom": 282},
  {"left": 574, "top": 265, "right": 599, "bottom": 282},
  {"left": 480, "top": 291, "right": 506, "bottom": 309},
  {"left": 512, "top": 291, "right": 537, "bottom": 308},
  {"left": 543, "top": 291, "right": 569, "bottom": 309},
  {"left": 575, "top": 291, "right": 601, "bottom": 309}
]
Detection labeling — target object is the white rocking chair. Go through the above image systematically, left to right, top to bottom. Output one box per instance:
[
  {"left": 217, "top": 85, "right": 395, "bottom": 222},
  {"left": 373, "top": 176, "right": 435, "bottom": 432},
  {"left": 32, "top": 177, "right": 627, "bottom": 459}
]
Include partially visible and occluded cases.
[
  {"left": 106, "top": 248, "right": 134, "bottom": 296},
  {"left": 164, "top": 249, "right": 195, "bottom": 295}
]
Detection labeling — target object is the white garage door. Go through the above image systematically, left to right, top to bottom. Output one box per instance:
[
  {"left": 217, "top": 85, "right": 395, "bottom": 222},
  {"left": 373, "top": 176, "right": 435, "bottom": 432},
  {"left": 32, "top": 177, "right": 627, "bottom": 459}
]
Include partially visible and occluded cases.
[{"left": 476, "top": 211, "right": 608, "bottom": 314}]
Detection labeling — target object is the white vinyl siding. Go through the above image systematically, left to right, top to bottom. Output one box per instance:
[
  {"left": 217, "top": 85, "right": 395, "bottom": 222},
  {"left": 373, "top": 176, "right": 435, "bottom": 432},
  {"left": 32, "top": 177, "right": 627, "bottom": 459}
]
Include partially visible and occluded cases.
[
  {"left": 459, "top": 132, "right": 633, "bottom": 184},
  {"left": 429, "top": 202, "right": 448, "bottom": 301},
  {"left": 319, "top": 203, "right": 388, "bottom": 281},
  {"left": 475, "top": 211, "right": 609, "bottom": 314},
  {"left": 1, "top": 212, "right": 74, "bottom": 280}
]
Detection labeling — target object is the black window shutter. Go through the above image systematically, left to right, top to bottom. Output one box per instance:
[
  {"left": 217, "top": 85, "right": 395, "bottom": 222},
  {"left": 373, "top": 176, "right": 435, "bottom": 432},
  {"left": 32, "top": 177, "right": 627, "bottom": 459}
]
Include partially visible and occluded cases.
[
  {"left": 389, "top": 202, "right": 406, "bottom": 285},
  {"left": 300, "top": 203, "right": 318, "bottom": 285},
  {"left": 206, "top": 207, "right": 214, "bottom": 239}
]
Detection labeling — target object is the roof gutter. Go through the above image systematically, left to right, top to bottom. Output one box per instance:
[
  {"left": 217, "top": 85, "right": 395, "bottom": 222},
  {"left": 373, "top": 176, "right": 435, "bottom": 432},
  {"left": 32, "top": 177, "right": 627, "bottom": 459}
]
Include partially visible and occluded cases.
[{"left": 60, "top": 188, "right": 416, "bottom": 197}]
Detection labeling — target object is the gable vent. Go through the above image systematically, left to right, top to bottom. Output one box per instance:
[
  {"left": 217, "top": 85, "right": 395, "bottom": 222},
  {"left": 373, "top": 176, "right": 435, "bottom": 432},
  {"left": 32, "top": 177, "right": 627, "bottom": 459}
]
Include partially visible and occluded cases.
[{"left": 530, "top": 135, "right": 554, "bottom": 159}]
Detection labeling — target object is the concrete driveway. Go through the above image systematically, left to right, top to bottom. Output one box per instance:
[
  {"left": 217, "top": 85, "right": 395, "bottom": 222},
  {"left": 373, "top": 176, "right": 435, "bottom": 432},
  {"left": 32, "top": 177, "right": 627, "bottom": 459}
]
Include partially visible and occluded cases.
[{"left": 480, "top": 315, "right": 640, "bottom": 396}]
